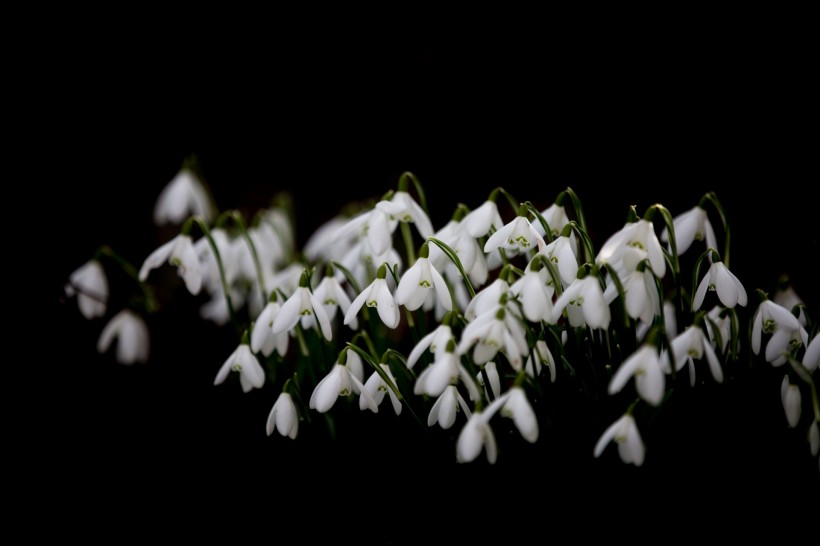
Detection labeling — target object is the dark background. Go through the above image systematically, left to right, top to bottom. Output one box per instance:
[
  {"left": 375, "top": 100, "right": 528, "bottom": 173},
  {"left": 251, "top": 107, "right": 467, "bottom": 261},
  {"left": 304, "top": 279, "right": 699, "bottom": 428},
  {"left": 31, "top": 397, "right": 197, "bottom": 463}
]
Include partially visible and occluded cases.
[{"left": 44, "top": 40, "right": 818, "bottom": 523}]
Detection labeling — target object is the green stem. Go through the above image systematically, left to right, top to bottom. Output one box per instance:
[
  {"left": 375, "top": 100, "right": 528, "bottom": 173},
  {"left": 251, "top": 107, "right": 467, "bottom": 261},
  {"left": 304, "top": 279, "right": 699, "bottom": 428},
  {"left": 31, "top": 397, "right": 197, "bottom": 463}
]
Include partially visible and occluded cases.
[
  {"left": 700, "top": 192, "right": 732, "bottom": 268},
  {"left": 225, "top": 210, "right": 268, "bottom": 308},
  {"left": 189, "top": 216, "right": 237, "bottom": 328},
  {"left": 401, "top": 222, "right": 416, "bottom": 265},
  {"left": 426, "top": 237, "right": 476, "bottom": 299},
  {"left": 96, "top": 245, "right": 158, "bottom": 313},
  {"left": 786, "top": 356, "right": 820, "bottom": 421}
]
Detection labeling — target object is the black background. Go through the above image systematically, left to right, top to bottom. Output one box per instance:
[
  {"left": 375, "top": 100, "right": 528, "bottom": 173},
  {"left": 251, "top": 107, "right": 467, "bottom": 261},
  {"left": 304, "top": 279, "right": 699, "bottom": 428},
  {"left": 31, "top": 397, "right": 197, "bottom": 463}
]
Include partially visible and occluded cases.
[{"left": 43, "top": 34, "right": 818, "bottom": 526}]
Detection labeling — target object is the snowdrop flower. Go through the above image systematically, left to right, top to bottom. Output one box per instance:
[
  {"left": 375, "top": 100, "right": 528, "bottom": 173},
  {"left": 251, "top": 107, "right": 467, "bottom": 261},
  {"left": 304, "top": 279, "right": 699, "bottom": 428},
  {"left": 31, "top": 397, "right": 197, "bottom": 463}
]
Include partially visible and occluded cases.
[
  {"left": 153, "top": 167, "right": 214, "bottom": 225},
  {"left": 375, "top": 190, "right": 434, "bottom": 240},
  {"left": 461, "top": 200, "right": 503, "bottom": 238},
  {"left": 534, "top": 203, "right": 571, "bottom": 239},
  {"left": 660, "top": 205, "right": 717, "bottom": 256},
  {"left": 333, "top": 207, "right": 397, "bottom": 256},
  {"left": 484, "top": 213, "right": 546, "bottom": 257},
  {"left": 304, "top": 216, "right": 354, "bottom": 263},
  {"left": 428, "top": 219, "right": 488, "bottom": 287},
  {"left": 597, "top": 220, "right": 666, "bottom": 278},
  {"left": 194, "top": 227, "right": 235, "bottom": 292},
  {"left": 139, "top": 234, "right": 202, "bottom": 295},
  {"left": 538, "top": 235, "right": 578, "bottom": 287},
  {"left": 395, "top": 243, "right": 452, "bottom": 312},
  {"left": 66, "top": 259, "right": 108, "bottom": 319},
  {"left": 510, "top": 259, "right": 555, "bottom": 324},
  {"left": 693, "top": 261, "right": 747, "bottom": 310},
  {"left": 344, "top": 263, "right": 400, "bottom": 329},
  {"left": 604, "top": 266, "right": 660, "bottom": 326},
  {"left": 312, "top": 268, "right": 357, "bottom": 330},
  {"left": 272, "top": 271, "right": 333, "bottom": 341},
  {"left": 552, "top": 274, "right": 611, "bottom": 329},
  {"left": 464, "top": 276, "right": 511, "bottom": 322},
  {"left": 773, "top": 282, "right": 807, "bottom": 326},
  {"left": 200, "top": 286, "right": 244, "bottom": 326},
  {"left": 250, "top": 296, "right": 289, "bottom": 357},
  {"left": 752, "top": 300, "right": 807, "bottom": 366},
  {"left": 458, "top": 306, "right": 529, "bottom": 370},
  {"left": 704, "top": 306, "right": 730, "bottom": 353},
  {"left": 97, "top": 310, "right": 149, "bottom": 364},
  {"left": 406, "top": 323, "right": 453, "bottom": 369},
  {"left": 661, "top": 325, "right": 723, "bottom": 386},
  {"left": 804, "top": 335, "right": 819, "bottom": 372},
  {"left": 525, "top": 340, "right": 556, "bottom": 381},
  {"left": 415, "top": 341, "right": 480, "bottom": 401},
  {"left": 214, "top": 342, "right": 265, "bottom": 393},
  {"left": 609, "top": 345, "right": 665, "bottom": 406},
  {"left": 310, "top": 351, "right": 377, "bottom": 413},
  {"left": 477, "top": 362, "right": 501, "bottom": 400},
  {"left": 362, "top": 364, "right": 402, "bottom": 415},
  {"left": 780, "top": 375, "right": 801, "bottom": 428},
  {"left": 427, "top": 385, "right": 472, "bottom": 429},
  {"left": 501, "top": 387, "right": 539, "bottom": 443},
  {"left": 266, "top": 392, "right": 298, "bottom": 439},
  {"left": 456, "top": 393, "right": 511, "bottom": 464},
  {"left": 593, "top": 413, "right": 645, "bottom": 466},
  {"left": 809, "top": 421, "right": 819, "bottom": 456}
]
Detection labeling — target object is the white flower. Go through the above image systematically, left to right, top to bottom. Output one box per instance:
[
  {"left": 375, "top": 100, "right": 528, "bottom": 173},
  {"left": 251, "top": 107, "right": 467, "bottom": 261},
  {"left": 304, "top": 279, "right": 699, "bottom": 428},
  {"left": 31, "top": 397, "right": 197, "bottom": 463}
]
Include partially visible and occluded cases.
[
  {"left": 153, "top": 168, "right": 214, "bottom": 225},
  {"left": 375, "top": 190, "right": 434, "bottom": 240},
  {"left": 461, "top": 200, "right": 503, "bottom": 238},
  {"left": 533, "top": 203, "right": 570, "bottom": 239},
  {"left": 660, "top": 206, "right": 717, "bottom": 256},
  {"left": 333, "top": 207, "right": 397, "bottom": 256},
  {"left": 484, "top": 215, "right": 546, "bottom": 257},
  {"left": 304, "top": 216, "right": 353, "bottom": 262},
  {"left": 428, "top": 220, "right": 488, "bottom": 286},
  {"left": 597, "top": 220, "right": 666, "bottom": 278},
  {"left": 194, "top": 227, "right": 235, "bottom": 292},
  {"left": 139, "top": 234, "right": 202, "bottom": 295},
  {"left": 538, "top": 235, "right": 578, "bottom": 287},
  {"left": 395, "top": 252, "right": 452, "bottom": 312},
  {"left": 66, "top": 259, "right": 108, "bottom": 319},
  {"left": 693, "top": 262, "right": 747, "bottom": 310},
  {"left": 510, "top": 263, "right": 555, "bottom": 323},
  {"left": 344, "top": 266, "right": 400, "bottom": 329},
  {"left": 604, "top": 267, "right": 659, "bottom": 326},
  {"left": 272, "top": 273, "right": 333, "bottom": 341},
  {"left": 312, "top": 273, "right": 357, "bottom": 330},
  {"left": 552, "top": 275, "right": 611, "bottom": 329},
  {"left": 464, "top": 278, "right": 511, "bottom": 322},
  {"left": 773, "top": 284, "right": 806, "bottom": 326},
  {"left": 250, "top": 300, "right": 289, "bottom": 357},
  {"left": 752, "top": 300, "right": 807, "bottom": 366},
  {"left": 703, "top": 306, "right": 730, "bottom": 352},
  {"left": 458, "top": 307, "right": 529, "bottom": 370},
  {"left": 97, "top": 310, "right": 150, "bottom": 364},
  {"left": 407, "top": 324, "right": 453, "bottom": 369},
  {"left": 661, "top": 325, "right": 723, "bottom": 386},
  {"left": 804, "top": 335, "right": 819, "bottom": 372},
  {"left": 525, "top": 340, "right": 556, "bottom": 381},
  {"left": 214, "top": 343, "right": 265, "bottom": 393},
  {"left": 608, "top": 345, "right": 665, "bottom": 406},
  {"left": 414, "top": 347, "right": 480, "bottom": 401},
  {"left": 310, "top": 356, "right": 377, "bottom": 413},
  {"left": 476, "top": 362, "right": 501, "bottom": 400},
  {"left": 362, "top": 364, "right": 402, "bottom": 415},
  {"left": 780, "top": 375, "right": 801, "bottom": 428},
  {"left": 427, "top": 386, "right": 472, "bottom": 429},
  {"left": 501, "top": 387, "right": 539, "bottom": 443},
  {"left": 266, "top": 392, "right": 298, "bottom": 439},
  {"left": 456, "top": 393, "right": 511, "bottom": 464},
  {"left": 593, "top": 414, "right": 645, "bottom": 466},
  {"left": 809, "top": 421, "right": 819, "bottom": 456}
]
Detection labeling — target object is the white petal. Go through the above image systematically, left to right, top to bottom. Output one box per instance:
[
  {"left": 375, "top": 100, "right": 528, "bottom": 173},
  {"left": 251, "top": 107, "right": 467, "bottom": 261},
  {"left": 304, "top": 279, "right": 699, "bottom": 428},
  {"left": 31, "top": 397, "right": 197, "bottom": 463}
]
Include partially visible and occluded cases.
[
  {"left": 483, "top": 222, "right": 515, "bottom": 253},
  {"left": 138, "top": 238, "right": 175, "bottom": 281},
  {"left": 430, "top": 266, "right": 453, "bottom": 312},
  {"left": 693, "top": 267, "right": 712, "bottom": 311},
  {"left": 375, "top": 281, "right": 400, "bottom": 329},
  {"left": 272, "top": 288, "right": 305, "bottom": 334},
  {"left": 309, "top": 292, "right": 333, "bottom": 341},
  {"left": 407, "top": 330, "right": 436, "bottom": 369},
  {"left": 804, "top": 336, "right": 819, "bottom": 371},
  {"left": 214, "top": 347, "right": 239, "bottom": 386},
  {"left": 608, "top": 351, "right": 641, "bottom": 395},
  {"left": 310, "top": 367, "right": 342, "bottom": 412},
  {"left": 593, "top": 419, "right": 620, "bottom": 458}
]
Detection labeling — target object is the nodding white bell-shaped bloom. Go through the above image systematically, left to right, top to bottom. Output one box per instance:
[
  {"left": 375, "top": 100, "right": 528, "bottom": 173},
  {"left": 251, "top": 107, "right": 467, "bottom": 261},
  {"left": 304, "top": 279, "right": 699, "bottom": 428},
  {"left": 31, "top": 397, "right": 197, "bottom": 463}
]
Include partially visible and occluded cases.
[
  {"left": 153, "top": 168, "right": 214, "bottom": 225},
  {"left": 375, "top": 190, "right": 434, "bottom": 240},
  {"left": 461, "top": 200, "right": 503, "bottom": 238},
  {"left": 534, "top": 203, "right": 571, "bottom": 239},
  {"left": 661, "top": 205, "right": 717, "bottom": 256},
  {"left": 333, "top": 207, "right": 397, "bottom": 256},
  {"left": 484, "top": 215, "right": 546, "bottom": 257},
  {"left": 304, "top": 216, "right": 353, "bottom": 263},
  {"left": 428, "top": 220, "right": 488, "bottom": 287},
  {"left": 597, "top": 220, "right": 666, "bottom": 278},
  {"left": 194, "top": 227, "right": 236, "bottom": 292},
  {"left": 139, "top": 234, "right": 202, "bottom": 295},
  {"left": 538, "top": 236, "right": 578, "bottom": 287},
  {"left": 395, "top": 246, "right": 452, "bottom": 312},
  {"left": 66, "top": 259, "right": 108, "bottom": 319},
  {"left": 693, "top": 261, "right": 747, "bottom": 310},
  {"left": 511, "top": 263, "right": 556, "bottom": 324},
  {"left": 344, "top": 264, "right": 400, "bottom": 329},
  {"left": 604, "top": 267, "right": 660, "bottom": 326},
  {"left": 272, "top": 272, "right": 333, "bottom": 341},
  {"left": 312, "top": 273, "right": 357, "bottom": 330},
  {"left": 552, "top": 275, "right": 611, "bottom": 330},
  {"left": 464, "top": 277, "right": 511, "bottom": 322},
  {"left": 773, "top": 284, "right": 807, "bottom": 326},
  {"left": 200, "top": 286, "right": 244, "bottom": 326},
  {"left": 250, "top": 299, "right": 289, "bottom": 357},
  {"left": 637, "top": 300, "right": 678, "bottom": 343},
  {"left": 751, "top": 300, "right": 807, "bottom": 366},
  {"left": 702, "top": 305, "right": 730, "bottom": 353},
  {"left": 458, "top": 307, "right": 529, "bottom": 370},
  {"left": 97, "top": 310, "right": 150, "bottom": 364},
  {"left": 406, "top": 324, "right": 453, "bottom": 369},
  {"left": 661, "top": 325, "right": 723, "bottom": 386},
  {"left": 804, "top": 335, "right": 819, "bottom": 372},
  {"left": 525, "top": 340, "right": 556, "bottom": 381},
  {"left": 214, "top": 343, "right": 265, "bottom": 393},
  {"left": 414, "top": 343, "right": 480, "bottom": 401},
  {"left": 609, "top": 345, "right": 665, "bottom": 406},
  {"left": 310, "top": 354, "right": 378, "bottom": 413},
  {"left": 477, "top": 362, "right": 501, "bottom": 400},
  {"left": 362, "top": 364, "right": 402, "bottom": 415},
  {"left": 780, "top": 375, "right": 802, "bottom": 428},
  {"left": 427, "top": 385, "right": 472, "bottom": 429},
  {"left": 501, "top": 387, "right": 539, "bottom": 443},
  {"left": 266, "top": 392, "right": 299, "bottom": 439},
  {"left": 456, "top": 393, "right": 511, "bottom": 464},
  {"left": 593, "top": 414, "right": 645, "bottom": 466},
  {"left": 809, "top": 421, "right": 820, "bottom": 456}
]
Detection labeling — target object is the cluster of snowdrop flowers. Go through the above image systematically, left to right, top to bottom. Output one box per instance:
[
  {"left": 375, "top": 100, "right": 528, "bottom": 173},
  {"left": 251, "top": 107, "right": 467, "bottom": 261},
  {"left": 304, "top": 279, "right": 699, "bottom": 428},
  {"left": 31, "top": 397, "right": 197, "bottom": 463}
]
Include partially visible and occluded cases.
[{"left": 65, "top": 163, "right": 820, "bottom": 472}]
